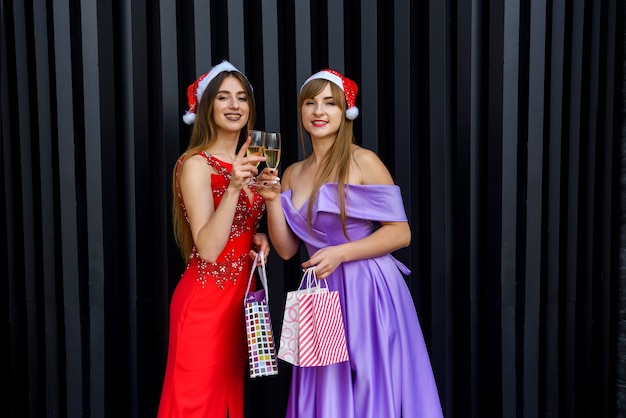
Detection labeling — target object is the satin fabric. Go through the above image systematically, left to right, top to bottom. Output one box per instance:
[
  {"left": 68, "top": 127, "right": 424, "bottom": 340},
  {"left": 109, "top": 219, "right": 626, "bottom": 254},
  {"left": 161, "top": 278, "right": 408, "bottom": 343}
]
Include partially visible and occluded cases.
[{"left": 281, "top": 184, "right": 444, "bottom": 418}]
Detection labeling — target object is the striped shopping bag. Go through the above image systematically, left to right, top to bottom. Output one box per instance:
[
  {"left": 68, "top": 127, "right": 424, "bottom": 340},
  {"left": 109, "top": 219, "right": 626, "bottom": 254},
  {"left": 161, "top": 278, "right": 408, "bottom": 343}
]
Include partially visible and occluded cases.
[{"left": 297, "top": 277, "right": 349, "bottom": 367}]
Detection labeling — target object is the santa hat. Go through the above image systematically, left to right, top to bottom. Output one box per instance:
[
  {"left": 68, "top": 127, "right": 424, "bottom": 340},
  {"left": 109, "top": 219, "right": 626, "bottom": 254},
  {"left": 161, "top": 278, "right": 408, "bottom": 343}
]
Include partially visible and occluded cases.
[
  {"left": 182, "top": 60, "right": 248, "bottom": 125},
  {"left": 300, "top": 69, "right": 359, "bottom": 120}
]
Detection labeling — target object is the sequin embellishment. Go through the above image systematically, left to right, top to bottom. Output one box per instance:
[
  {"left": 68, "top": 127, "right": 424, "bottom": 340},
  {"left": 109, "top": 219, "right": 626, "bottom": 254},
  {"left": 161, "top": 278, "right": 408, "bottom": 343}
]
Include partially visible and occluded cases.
[
  {"left": 175, "top": 152, "right": 265, "bottom": 289},
  {"left": 193, "top": 248, "right": 247, "bottom": 289}
]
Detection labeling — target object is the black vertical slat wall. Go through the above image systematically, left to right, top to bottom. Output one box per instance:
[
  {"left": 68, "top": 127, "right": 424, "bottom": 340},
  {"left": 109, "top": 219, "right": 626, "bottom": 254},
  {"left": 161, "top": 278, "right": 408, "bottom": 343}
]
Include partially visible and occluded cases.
[{"left": 1, "top": 0, "right": 624, "bottom": 417}]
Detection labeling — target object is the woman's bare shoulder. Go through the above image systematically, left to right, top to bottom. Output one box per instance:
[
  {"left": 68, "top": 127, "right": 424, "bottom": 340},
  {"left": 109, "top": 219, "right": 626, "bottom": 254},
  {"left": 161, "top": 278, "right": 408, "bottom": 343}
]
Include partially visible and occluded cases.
[
  {"left": 351, "top": 145, "right": 394, "bottom": 185},
  {"left": 352, "top": 145, "right": 379, "bottom": 162},
  {"left": 179, "top": 153, "right": 214, "bottom": 181},
  {"left": 282, "top": 159, "right": 306, "bottom": 184}
]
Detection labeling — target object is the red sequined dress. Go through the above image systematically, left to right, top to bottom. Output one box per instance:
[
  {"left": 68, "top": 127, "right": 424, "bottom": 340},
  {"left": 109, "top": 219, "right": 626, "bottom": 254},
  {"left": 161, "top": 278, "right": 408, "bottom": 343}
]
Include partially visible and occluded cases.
[{"left": 158, "top": 152, "right": 265, "bottom": 418}]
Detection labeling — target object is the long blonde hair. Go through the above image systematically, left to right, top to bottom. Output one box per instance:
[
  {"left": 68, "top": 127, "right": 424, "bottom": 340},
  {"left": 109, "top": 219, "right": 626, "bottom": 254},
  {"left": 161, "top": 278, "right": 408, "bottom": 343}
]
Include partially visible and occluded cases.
[
  {"left": 172, "top": 71, "right": 256, "bottom": 261},
  {"left": 298, "top": 79, "right": 355, "bottom": 238}
]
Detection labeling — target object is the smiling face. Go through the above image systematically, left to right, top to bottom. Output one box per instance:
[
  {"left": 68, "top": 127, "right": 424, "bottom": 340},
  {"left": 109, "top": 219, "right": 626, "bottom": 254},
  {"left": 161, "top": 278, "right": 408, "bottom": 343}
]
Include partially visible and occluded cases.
[
  {"left": 211, "top": 75, "right": 250, "bottom": 135},
  {"left": 300, "top": 82, "right": 344, "bottom": 140}
]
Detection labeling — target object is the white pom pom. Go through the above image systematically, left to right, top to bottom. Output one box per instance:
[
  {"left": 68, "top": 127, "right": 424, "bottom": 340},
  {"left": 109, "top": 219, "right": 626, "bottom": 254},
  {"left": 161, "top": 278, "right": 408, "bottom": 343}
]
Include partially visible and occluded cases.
[
  {"left": 346, "top": 106, "right": 359, "bottom": 120},
  {"left": 182, "top": 112, "right": 196, "bottom": 125}
]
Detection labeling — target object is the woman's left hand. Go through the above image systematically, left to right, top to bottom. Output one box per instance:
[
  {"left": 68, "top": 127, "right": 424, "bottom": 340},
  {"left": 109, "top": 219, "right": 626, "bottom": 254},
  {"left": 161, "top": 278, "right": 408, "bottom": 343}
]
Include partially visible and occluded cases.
[
  {"left": 256, "top": 168, "right": 282, "bottom": 201},
  {"left": 250, "top": 233, "right": 270, "bottom": 265},
  {"left": 301, "top": 246, "right": 344, "bottom": 279}
]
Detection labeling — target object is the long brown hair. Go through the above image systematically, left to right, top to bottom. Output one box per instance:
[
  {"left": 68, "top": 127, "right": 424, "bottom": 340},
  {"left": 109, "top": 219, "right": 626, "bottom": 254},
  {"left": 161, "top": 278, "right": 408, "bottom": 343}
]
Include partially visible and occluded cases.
[
  {"left": 172, "top": 71, "right": 256, "bottom": 261},
  {"left": 298, "top": 79, "right": 355, "bottom": 238}
]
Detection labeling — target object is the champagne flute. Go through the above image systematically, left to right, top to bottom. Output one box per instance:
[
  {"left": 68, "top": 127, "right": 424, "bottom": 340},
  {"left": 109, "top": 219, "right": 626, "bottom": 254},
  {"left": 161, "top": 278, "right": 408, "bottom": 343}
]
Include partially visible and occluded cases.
[
  {"left": 246, "top": 130, "right": 266, "bottom": 184},
  {"left": 264, "top": 132, "right": 281, "bottom": 171}
]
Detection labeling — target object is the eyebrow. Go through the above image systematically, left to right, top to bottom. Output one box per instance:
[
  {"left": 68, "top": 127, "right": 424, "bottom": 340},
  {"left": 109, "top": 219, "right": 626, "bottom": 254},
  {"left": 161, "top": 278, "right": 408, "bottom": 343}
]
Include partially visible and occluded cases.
[{"left": 217, "top": 90, "right": 247, "bottom": 95}]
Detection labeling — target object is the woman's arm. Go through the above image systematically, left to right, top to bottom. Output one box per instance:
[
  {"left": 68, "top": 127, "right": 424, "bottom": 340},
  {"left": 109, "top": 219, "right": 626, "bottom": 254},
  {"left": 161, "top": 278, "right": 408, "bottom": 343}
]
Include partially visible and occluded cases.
[
  {"left": 300, "top": 147, "right": 411, "bottom": 278},
  {"left": 179, "top": 155, "right": 243, "bottom": 262},
  {"left": 257, "top": 164, "right": 301, "bottom": 259},
  {"left": 300, "top": 220, "right": 410, "bottom": 278}
]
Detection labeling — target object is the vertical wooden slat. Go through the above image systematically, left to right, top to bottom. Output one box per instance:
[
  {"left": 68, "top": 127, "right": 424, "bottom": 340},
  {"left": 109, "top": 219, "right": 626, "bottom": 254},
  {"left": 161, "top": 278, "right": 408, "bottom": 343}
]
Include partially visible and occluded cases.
[
  {"left": 12, "top": 0, "right": 41, "bottom": 413},
  {"left": 33, "top": 0, "right": 60, "bottom": 415},
  {"left": 51, "top": 0, "right": 84, "bottom": 416},
  {"left": 119, "top": 0, "right": 150, "bottom": 415},
  {"left": 194, "top": 0, "right": 212, "bottom": 73},
  {"left": 227, "top": 0, "right": 246, "bottom": 67},
  {"left": 261, "top": 0, "right": 281, "bottom": 132},
  {"left": 294, "top": 0, "right": 312, "bottom": 159},
  {"left": 327, "top": 0, "right": 345, "bottom": 69},
  {"left": 360, "top": 0, "right": 378, "bottom": 152},
  {"left": 392, "top": 0, "right": 413, "bottom": 272},
  {"left": 428, "top": 0, "right": 453, "bottom": 414},
  {"left": 455, "top": 0, "right": 474, "bottom": 413},
  {"left": 499, "top": 0, "right": 518, "bottom": 416},
  {"left": 525, "top": 0, "right": 548, "bottom": 415},
  {"left": 546, "top": 0, "right": 567, "bottom": 415},
  {"left": 564, "top": 0, "right": 586, "bottom": 416},
  {"left": 4, "top": 1, "right": 31, "bottom": 416},
  {"left": 80, "top": 1, "right": 106, "bottom": 416},
  {"left": 582, "top": 1, "right": 603, "bottom": 415},
  {"left": 599, "top": 2, "right": 620, "bottom": 417},
  {"left": 158, "top": 3, "right": 181, "bottom": 412},
  {"left": 616, "top": 4, "right": 626, "bottom": 413}
]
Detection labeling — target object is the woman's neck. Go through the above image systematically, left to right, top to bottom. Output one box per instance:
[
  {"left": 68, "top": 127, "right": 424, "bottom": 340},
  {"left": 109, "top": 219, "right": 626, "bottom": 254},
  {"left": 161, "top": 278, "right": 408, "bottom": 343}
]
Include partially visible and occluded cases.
[{"left": 207, "top": 136, "right": 239, "bottom": 163}]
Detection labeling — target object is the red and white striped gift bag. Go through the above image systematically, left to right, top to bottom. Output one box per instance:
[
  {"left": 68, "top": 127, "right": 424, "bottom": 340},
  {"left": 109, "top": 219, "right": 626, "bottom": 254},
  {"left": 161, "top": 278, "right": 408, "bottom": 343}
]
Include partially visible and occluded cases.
[{"left": 297, "top": 282, "right": 349, "bottom": 367}]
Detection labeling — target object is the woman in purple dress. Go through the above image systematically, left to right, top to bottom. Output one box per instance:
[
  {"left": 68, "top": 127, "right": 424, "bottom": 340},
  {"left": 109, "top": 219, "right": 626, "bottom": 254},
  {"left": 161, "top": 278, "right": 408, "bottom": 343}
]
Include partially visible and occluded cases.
[{"left": 257, "top": 69, "right": 443, "bottom": 417}]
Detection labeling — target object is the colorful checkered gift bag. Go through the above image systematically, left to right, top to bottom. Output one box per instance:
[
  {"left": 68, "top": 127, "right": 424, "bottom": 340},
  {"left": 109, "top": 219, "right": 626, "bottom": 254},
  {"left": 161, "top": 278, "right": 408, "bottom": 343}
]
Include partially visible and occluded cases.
[{"left": 244, "top": 252, "right": 278, "bottom": 378}]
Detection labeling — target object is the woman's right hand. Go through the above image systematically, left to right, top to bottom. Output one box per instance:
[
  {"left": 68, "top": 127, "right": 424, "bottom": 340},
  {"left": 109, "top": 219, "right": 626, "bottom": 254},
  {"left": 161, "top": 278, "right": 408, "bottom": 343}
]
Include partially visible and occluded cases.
[{"left": 230, "top": 137, "right": 265, "bottom": 189}]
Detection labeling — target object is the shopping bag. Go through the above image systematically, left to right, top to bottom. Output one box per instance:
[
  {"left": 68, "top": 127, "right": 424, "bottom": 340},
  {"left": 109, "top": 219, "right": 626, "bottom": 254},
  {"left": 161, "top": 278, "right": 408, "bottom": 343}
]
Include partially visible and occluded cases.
[
  {"left": 244, "top": 252, "right": 278, "bottom": 378},
  {"left": 277, "top": 268, "right": 320, "bottom": 365},
  {"left": 278, "top": 268, "right": 349, "bottom": 367},
  {"left": 298, "top": 277, "right": 349, "bottom": 366}
]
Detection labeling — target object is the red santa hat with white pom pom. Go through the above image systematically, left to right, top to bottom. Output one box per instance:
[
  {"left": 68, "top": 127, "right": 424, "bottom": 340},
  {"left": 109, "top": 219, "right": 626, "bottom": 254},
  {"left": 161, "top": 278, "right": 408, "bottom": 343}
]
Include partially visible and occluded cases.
[
  {"left": 182, "top": 60, "right": 249, "bottom": 125},
  {"left": 300, "top": 69, "right": 359, "bottom": 120}
]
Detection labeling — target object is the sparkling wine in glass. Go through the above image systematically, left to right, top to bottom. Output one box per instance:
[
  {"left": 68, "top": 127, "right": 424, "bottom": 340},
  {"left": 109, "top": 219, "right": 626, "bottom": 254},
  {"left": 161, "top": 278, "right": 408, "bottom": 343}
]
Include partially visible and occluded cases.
[
  {"left": 246, "top": 130, "right": 266, "bottom": 184},
  {"left": 264, "top": 132, "right": 281, "bottom": 170}
]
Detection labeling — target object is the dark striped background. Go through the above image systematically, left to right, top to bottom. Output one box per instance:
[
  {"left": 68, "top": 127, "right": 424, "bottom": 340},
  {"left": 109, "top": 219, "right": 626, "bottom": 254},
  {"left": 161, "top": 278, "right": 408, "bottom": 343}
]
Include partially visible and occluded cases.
[{"left": 2, "top": 0, "right": 624, "bottom": 417}]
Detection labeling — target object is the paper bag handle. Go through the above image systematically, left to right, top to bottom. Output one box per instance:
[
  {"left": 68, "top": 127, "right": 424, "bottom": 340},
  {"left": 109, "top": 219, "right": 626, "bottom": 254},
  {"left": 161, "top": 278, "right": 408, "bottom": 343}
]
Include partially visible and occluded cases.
[
  {"left": 244, "top": 251, "right": 269, "bottom": 305},
  {"left": 297, "top": 267, "right": 328, "bottom": 293}
]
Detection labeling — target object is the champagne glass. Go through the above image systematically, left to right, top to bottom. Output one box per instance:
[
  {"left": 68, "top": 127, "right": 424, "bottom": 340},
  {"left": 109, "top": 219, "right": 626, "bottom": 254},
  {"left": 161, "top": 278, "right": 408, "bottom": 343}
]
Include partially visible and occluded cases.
[
  {"left": 246, "top": 130, "right": 266, "bottom": 184},
  {"left": 264, "top": 132, "right": 281, "bottom": 171}
]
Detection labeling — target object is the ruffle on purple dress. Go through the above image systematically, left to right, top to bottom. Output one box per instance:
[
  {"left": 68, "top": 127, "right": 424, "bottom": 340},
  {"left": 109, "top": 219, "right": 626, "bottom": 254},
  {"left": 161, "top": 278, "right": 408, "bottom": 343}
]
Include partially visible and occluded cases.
[{"left": 281, "top": 184, "right": 443, "bottom": 418}]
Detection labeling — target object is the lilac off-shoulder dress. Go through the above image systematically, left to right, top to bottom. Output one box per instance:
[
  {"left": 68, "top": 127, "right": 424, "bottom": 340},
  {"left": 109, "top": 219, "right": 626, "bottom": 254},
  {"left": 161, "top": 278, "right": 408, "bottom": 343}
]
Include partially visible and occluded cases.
[{"left": 281, "top": 183, "right": 443, "bottom": 418}]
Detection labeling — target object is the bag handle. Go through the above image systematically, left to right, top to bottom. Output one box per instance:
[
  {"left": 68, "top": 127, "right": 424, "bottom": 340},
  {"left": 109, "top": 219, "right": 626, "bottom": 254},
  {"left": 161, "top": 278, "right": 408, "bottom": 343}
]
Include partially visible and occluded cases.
[
  {"left": 244, "top": 251, "right": 268, "bottom": 305},
  {"left": 297, "top": 267, "right": 328, "bottom": 293},
  {"left": 297, "top": 267, "right": 314, "bottom": 290}
]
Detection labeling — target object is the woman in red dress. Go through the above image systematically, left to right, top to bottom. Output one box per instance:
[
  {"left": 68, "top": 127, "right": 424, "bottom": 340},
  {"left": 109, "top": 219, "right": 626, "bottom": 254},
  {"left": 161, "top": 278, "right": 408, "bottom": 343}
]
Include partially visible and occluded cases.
[{"left": 158, "top": 61, "right": 269, "bottom": 418}]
